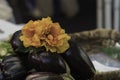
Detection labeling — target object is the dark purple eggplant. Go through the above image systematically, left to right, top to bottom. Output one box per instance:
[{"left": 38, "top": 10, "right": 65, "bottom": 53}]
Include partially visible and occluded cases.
[
  {"left": 10, "top": 30, "right": 22, "bottom": 51},
  {"left": 10, "top": 30, "right": 27, "bottom": 56},
  {"left": 61, "top": 41, "right": 96, "bottom": 80},
  {"left": 28, "top": 52, "right": 66, "bottom": 74},
  {"left": 1, "top": 55, "right": 30, "bottom": 80},
  {"left": 0, "top": 72, "right": 4, "bottom": 80},
  {"left": 26, "top": 72, "right": 64, "bottom": 80}
]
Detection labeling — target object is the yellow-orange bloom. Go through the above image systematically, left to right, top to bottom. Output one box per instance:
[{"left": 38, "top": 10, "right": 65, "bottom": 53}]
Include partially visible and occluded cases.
[{"left": 20, "top": 17, "right": 71, "bottom": 53}]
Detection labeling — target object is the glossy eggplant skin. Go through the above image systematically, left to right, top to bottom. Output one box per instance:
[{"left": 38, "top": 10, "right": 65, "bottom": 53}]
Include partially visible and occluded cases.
[
  {"left": 10, "top": 30, "right": 22, "bottom": 52},
  {"left": 10, "top": 30, "right": 28, "bottom": 56},
  {"left": 61, "top": 41, "right": 96, "bottom": 80},
  {"left": 28, "top": 52, "right": 66, "bottom": 74},
  {"left": 1, "top": 55, "right": 29, "bottom": 80},
  {"left": 0, "top": 72, "right": 4, "bottom": 80},
  {"left": 26, "top": 72, "right": 64, "bottom": 80}
]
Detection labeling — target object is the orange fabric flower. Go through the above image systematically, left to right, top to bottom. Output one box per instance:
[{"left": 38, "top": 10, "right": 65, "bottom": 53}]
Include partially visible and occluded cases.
[{"left": 20, "top": 17, "right": 71, "bottom": 53}]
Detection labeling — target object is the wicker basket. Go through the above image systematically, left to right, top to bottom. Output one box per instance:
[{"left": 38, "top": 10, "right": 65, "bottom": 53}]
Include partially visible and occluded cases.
[{"left": 69, "top": 29, "right": 120, "bottom": 80}]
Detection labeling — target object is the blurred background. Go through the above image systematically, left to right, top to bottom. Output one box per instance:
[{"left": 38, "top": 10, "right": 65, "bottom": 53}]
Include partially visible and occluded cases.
[{"left": 0, "top": 0, "right": 96, "bottom": 33}]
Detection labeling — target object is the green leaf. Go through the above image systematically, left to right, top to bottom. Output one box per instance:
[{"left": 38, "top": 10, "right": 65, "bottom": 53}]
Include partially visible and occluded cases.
[
  {"left": 0, "top": 41, "right": 14, "bottom": 59},
  {"left": 100, "top": 47, "right": 120, "bottom": 60}
]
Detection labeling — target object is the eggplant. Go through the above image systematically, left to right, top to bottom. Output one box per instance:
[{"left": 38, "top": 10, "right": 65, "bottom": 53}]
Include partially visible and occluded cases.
[
  {"left": 10, "top": 30, "right": 22, "bottom": 52},
  {"left": 10, "top": 30, "right": 27, "bottom": 56},
  {"left": 61, "top": 41, "right": 96, "bottom": 80},
  {"left": 28, "top": 52, "right": 66, "bottom": 74},
  {"left": 1, "top": 55, "right": 30, "bottom": 80},
  {"left": 0, "top": 61, "right": 4, "bottom": 80},
  {"left": 0, "top": 72, "right": 4, "bottom": 80},
  {"left": 26, "top": 72, "right": 64, "bottom": 80}
]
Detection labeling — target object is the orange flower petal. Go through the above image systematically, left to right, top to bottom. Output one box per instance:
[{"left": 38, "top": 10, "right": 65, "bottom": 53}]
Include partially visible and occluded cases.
[{"left": 20, "top": 17, "right": 71, "bottom": 53}]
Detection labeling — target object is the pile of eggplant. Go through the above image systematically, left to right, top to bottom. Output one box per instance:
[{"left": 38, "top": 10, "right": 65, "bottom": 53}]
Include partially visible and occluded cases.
[{"left": 0, "top": 30, "right": 96, "bottom": 80}]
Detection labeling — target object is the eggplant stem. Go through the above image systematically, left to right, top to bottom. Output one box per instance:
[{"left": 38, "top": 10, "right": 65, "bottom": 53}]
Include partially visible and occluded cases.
[{"left": 61, "top": 60, "right": 75, "bottom": 80}]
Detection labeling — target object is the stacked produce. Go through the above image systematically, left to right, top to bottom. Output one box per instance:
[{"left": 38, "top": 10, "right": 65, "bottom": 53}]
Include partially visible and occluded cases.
[{"left": 0, "top": 17, "right": 96, "bottom": 80}]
